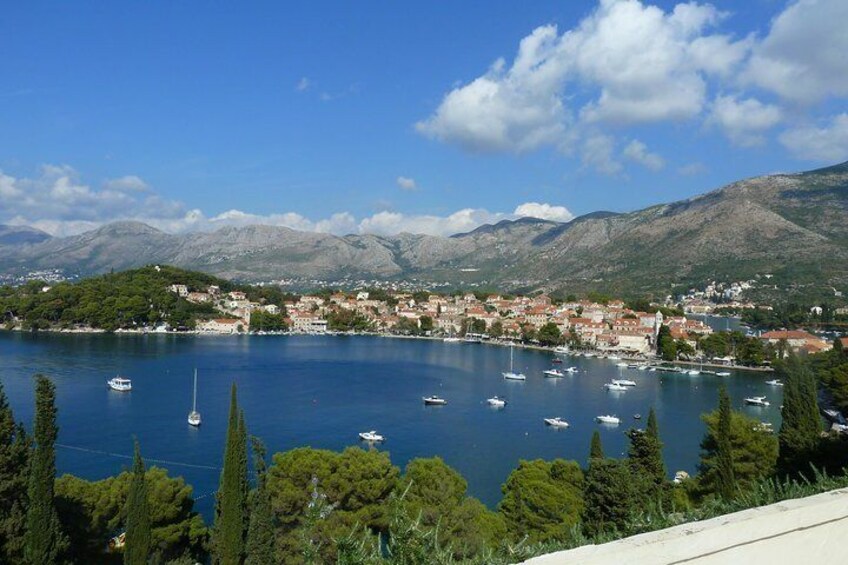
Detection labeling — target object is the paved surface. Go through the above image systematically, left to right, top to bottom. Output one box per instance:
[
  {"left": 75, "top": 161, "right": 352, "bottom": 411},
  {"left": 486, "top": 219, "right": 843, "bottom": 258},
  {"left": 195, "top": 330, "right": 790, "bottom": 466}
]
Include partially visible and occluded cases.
[{"left": 525, "top": 488, "right": 848, "bottom": 564}]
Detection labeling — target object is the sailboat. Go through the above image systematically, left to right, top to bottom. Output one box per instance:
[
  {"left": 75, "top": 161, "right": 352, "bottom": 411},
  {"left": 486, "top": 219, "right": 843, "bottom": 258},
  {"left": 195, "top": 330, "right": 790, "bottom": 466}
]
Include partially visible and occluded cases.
[
  {"left": 502, "top": 344, "right": 526, "bottom": 380},
  {"left": 187, "top": 369, "right": 201, "bottom": 427}
]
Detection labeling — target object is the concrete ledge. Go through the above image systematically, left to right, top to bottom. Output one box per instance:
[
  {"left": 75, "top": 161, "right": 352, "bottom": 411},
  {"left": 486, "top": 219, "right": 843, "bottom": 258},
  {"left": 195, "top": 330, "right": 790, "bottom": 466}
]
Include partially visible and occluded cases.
[{"left": 525, "top": 488, "right": 848, "bottom": 564}]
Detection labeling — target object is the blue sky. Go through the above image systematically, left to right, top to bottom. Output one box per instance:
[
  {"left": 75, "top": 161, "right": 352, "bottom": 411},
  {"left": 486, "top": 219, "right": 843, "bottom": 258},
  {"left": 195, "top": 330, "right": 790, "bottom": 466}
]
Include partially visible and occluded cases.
[{"left": 1, "top": 0, "right": 846, "bottom": 237}]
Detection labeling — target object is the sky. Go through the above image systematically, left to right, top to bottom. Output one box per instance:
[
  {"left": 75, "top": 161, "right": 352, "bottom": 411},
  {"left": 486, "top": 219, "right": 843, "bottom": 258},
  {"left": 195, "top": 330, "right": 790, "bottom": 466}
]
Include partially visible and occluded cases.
[{"left": 1, "top": 0, "right": 847, "bottom": 237}]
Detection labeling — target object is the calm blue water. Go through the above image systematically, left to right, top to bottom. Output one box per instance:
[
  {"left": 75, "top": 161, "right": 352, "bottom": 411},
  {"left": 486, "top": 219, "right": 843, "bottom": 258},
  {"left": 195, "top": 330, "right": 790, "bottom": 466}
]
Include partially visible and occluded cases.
[{"left": 0, "top": 333, "right": 781, "bottom": 520}]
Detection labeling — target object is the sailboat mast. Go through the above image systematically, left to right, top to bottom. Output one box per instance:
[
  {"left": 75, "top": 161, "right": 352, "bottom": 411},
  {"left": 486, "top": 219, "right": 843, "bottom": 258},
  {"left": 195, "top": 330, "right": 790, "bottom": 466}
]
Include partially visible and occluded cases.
[
  {"left": 510, "top": 344, "right": 514, "bottom": 372},
  {"left": 192, "top": 369, "right": 197, "bottom": 412}
]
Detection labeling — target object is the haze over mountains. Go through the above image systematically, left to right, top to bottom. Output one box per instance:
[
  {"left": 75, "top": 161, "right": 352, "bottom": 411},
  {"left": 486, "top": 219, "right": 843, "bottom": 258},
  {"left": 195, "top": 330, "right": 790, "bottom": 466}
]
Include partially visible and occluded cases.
[{"left": 2, "top": 162, "right": 847, "bottom": 296}]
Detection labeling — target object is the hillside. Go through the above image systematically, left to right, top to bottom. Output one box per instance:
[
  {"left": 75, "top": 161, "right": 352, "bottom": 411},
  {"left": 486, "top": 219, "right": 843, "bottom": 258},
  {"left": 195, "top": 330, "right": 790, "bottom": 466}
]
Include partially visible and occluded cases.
[{"left": 1, "top": 162, "right": 846, "bottom": 300}]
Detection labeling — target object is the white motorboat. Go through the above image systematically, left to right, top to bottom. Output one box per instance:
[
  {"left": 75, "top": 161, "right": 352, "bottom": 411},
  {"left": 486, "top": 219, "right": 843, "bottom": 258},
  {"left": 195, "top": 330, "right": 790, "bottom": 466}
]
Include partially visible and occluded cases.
[
  {"left": 464, "top": 336, "right": 482, "bottom": 344},
  {"left": 443, "top": 337, "right": 461, "bottom": 343},
  {"left": 502, "top": 344, "right": 526, "bottom": 380},
  {"left": 554, "top": 346, "right": 570, "bottom": 354},
  {"left": 583, "top": 352, "right": 596, "bottom": 358},
  {"left": 607, "top": 355, "right": 622, "bottom": 361},
  {"left": 615, "top": 362, "right": 629, "bottom": 368},
  {"left": 637, "top": 365, "right": 649, "bottom": 371},
  {"left": 564, "top": 366, "right": 579, "bottom": 374},
  {"left": 187, "top": 369, "right": 201, "bottom": 427},
  {"left": 543, "top": 369, "right": 565, "bottom": 378},
  {"left": 687, "top": 370, "right": 701, "bottom": 376},
  {"left": 716, "top": 371, "right": 731, "bottom": 377},
  {"left": 107, "top": 376, "right": 132, "bottom": 392},
  {"left": 611, "top": 379, "right": 636, "bottom": 387},
  {"left": 765, "top": 379, "right": 784, "bottom": 387},
  {"left": 604, "top": 382, "right": 627, "bottom": 391},
  {"left": 423, "top": 395, "right": 448, "bottom": 405},
  {"left": 487, "top": 396, "right": 507, "bottom": 407},
  {"left": 744, "top": 396, "right": 770, "bottom": 407},
  {"left": 596, "top": 415, "right": 620, "bottom": 425},
  {"left": 544, "top": 417, "right": 570, "bottom": 428},
  {"left": 359, "top": 430, "right": 385, "bottom": 442},
  {"left": 673, "top": 470, "right": 690, "bottom": 484}
]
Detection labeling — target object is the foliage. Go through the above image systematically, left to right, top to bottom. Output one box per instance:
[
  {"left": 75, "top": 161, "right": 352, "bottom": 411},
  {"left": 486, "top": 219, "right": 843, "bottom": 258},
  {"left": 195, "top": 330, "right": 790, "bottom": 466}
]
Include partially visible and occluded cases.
[
  {"left": 327, "top": 309, "right": 373, "bottom": 332},
  {"left": 249, "top": 311, "right": 288, "bottom": 332},
  {"left": 536, "top": 322, "right": 562, "bottom": 346},
  {"left": 656, "top": 326, "right": 676, "bottom": 361},
  {"left": 778, "top": 356, "right": 822, "bottom": 478},
  {"left": 24, "top": 375, "right": 67, "bottom": 565},
  {"left": 0, "top": 383, "right": 29, "bottom": 563},
  {"left": 213, "top": 384, "right": 249, "bottom": 565},
  {"left": 626, "top": 408, "right": 666, "bottom": 499},
  {"left": 588, "top": 431, "right": 604, "bottom": 462},
  {"left": 246, "top": 437, "right": 276, "bottom": 565},
  {"left": 124, "top": 440, "right": 151, "bottom": 565},
  {"left": 581, "top": 458, "right": 640, "bottom": 537},
  {"left": 498, "top": 459, "right": 584, "bottom": 543},
  {"left": 55, "top": 467, "right": 206, "bottom": 564}
]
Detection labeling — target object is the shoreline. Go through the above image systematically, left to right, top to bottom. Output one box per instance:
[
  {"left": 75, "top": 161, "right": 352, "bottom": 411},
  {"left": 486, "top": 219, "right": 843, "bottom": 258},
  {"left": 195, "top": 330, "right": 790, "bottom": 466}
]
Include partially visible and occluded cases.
[{"left": 2, "top": 326, "right": 772, "bottom": 373}]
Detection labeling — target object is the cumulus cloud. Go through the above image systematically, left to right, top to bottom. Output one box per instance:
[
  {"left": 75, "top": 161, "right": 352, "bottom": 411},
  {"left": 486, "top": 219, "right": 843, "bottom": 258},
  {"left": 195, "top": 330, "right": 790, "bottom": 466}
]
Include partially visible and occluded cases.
[
  {"left": 743, "top": 0, "right": 848, "bottom": 104},
  {"left": 708, "top": 95, "right": 782, "bottom": 147},
  {"left": 779, "top": 114, "right": 848, "bottom": 162},
  {"left": 581, "top": 133, "right": 622, "bottom": 176},
  {"left": 622, "top": 140, "right": 665, "bottom": 171},
  {"left": 396, "top": 176, "right": 417, "bottom": 191},
  {"left": 513, "top": 202, "right": 574, "bottom": 222}
]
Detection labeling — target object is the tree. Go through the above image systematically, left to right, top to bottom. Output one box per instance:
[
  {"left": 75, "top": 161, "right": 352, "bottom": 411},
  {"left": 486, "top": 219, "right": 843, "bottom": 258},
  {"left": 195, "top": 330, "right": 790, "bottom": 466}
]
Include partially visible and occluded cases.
[
  {"left": 418, "top": 315, "right": 434, "bottom": 333},
  {"left": 489, "top": 320, "right": 503, "bottom": 338},
  {"left": 537, "top": 322, "right": 562, "bottom": 346},
  {"left": 656, "top": 325, "right": 676, "bottom": 361},
  {"left": 778, "top": 356, "right": 821, "bottom": 477},
  {"left": 24, "top": 375, "right": 67, "bottom": 565},
  {"left": 0, "top": 383, "right": 29, "bottom": 563},
  {"left": 213, "top": 384, "right": 249, "bottom": 565},
  {"left": 714, "top": 387, "right": 737, "bottom": 500},
  {"left": 698, "top": 400, "right": 777, "bottom": 498},
  {"left": 627, "top": 408, "right": 665, "bottom": 487},
  {"left": 589, "top": 431, "right": 604, "bottom": 462},
  {"left": 245, "top": 438, "right": 275, "bottom": 565},
  {"left": 125, "top": 439, "right": 151, "bottom": 565},
  {"left": 582, "top": 458, "right": 639, "bottom": 536},
  {"left": 498, "top": 459, "right": 584, "bottom": 543}
]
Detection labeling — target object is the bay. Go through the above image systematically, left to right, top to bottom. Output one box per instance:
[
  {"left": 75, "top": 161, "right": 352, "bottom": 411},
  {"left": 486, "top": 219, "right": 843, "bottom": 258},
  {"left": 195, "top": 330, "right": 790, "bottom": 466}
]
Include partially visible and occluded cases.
[{"left": 0, "top": 332, "right": 782, "bottom": 520}]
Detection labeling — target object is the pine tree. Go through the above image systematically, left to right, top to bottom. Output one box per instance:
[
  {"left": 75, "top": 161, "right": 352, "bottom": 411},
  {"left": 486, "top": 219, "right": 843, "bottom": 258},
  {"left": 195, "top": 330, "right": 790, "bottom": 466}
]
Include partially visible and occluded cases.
[
  {"left": 778, "top": 356, "right": 821, "bottom": 477},
  {"left": 24, "top": 375, "right": 67, "bottom": 564},
  {"left": 0, "top": 383, "right": 30, "bottom": 563},
  {"left": 213, "top": 383, "right": 249, "bottom": 565},
  {"left": 715, "top": 386, "right": 737, "bottom": 500},
  {"left": 627, "top": 407, "right": 665, "bottom": 488},
  {"left": 646, "top": 408, "right": 659, "bottom": 440},
  {"left": 589, "top": 430, "right": 604, "bottom": 462},
  {"left": 246, "top": 437, "right": 276, "bottom": 565},
  {"left": 125, "top": 439, "right": 151, "bottom": 565}
]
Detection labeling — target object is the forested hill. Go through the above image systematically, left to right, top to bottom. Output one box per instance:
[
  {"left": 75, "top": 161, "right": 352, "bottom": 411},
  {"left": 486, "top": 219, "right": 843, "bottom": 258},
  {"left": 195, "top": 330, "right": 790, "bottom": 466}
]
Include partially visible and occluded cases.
[{"left": 0, "top": 265, "right": 291, "bottom": 331}]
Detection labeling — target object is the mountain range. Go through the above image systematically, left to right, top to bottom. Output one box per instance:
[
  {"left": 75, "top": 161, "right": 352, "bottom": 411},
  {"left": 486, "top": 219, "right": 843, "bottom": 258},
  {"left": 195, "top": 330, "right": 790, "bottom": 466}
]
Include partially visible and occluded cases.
[{"left": 2, "top": 162, "right": 847, "bottom": 298}]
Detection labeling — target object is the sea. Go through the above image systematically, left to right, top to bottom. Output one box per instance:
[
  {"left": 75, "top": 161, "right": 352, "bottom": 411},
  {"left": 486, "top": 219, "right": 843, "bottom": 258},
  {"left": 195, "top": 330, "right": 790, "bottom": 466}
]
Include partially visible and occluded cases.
[{"left": 0, "top": 327, "right": 780, "bottom": 520}]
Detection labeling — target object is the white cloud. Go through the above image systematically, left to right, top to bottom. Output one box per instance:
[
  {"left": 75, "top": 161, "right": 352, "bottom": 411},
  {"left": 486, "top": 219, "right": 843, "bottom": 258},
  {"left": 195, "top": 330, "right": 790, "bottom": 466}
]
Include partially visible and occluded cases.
[
  {"left": 743, "top": 0, "right": 848, "bottom": 104},
  {"left": 296, "top": 77, "right": 311, "bottom": 92},
  {"left": 708, "top": 95, "right": 782, "bottom": 147},
  {"left": 779, "top": 114, "right": 848, "bottom": 162},
  {"left": 581, "top": 133, "right": 622, "bottom": 176},
  {"left": 622, "top": 140, "right": 665, "bottom": 171},
  {"left": 677, "top": 162, "right": 708, "bottom": 176},
  {"left": 103, "top": 175, "right": 150, "bottom": 193},
  {"left": 396, "top": 176, "right": 417, "bottom": 191},
  {"left": 513, "top": 202, "right": 574, "bottom": 222}
]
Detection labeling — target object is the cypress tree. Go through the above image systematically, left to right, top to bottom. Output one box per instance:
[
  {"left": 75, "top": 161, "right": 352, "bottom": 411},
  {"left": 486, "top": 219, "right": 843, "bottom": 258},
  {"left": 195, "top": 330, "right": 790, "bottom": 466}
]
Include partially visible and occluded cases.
[
  {"left": 778, "top": 356, "right": 821, "bottom": 477},
  {"left": 24, "top": 375, "right": 67, "bottom": 565},
  {"left": 0, "top": 383, "right": 29, "bottom": 563},
  {"left": 213, "top": 383, "right": 249, "bottom": 565},
  {"left": 715, "top": 386, "right": 737, "bottom": 500},
  {"left": 627, "top": 407, "right": 665, "bottom": 488},
  {"left": 646, "top": 408, "right": 659, "bottom": 440},
  {"left": 589, "top": 430, "right": 604, "bottom": 462},
  {"left": 246, "top": 437, "right": 276, "bottom": 565},
  {"left": 124, "top": 439, "right": 151, "bottom": 565}
]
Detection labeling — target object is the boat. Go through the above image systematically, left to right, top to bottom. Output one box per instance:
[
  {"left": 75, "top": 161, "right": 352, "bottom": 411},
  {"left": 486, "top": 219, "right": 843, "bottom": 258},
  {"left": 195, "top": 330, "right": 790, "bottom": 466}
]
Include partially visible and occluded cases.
[
  {"left": 463, "top": 336, "right": 482, "bottom": 344},
  {"left": 443, "top": 337, "right": 461, "bottom": 343},
  {"left": 502, "top": 345, "right": 526, "bottom": 381},
  {"left": 554, "top": 346, "right": 570, "bottom": 354},
  {"left": 583, "top": 352, "right": 596, "bottom": 358},
  {"left": 607, "top": 355, "right": 622, "bottom": 361},
  {"left": 551, "top": 358, "right": 563, "bottom": 364},
  {"left": 615, "top": 362, "right": 629, "bottom": 368},
  {"left": 637, "top": 365, "right": 649, "bottom": 371},
  {"left": 564, "top": 366, "right": 579, "bottom": 374},
  {"left": 187, "top": 369, "right": 201, "bottom": 427},
  {"left": 543, "top": 369, "right": 565, "bottom": 378},
  {"left": 687, "top": 370, "right": 701, "bottom": 376},
  {"left": 716, "top": 371, "right": 731, "bottom": 377},
  {"left": 107, "top": 376, "right": 132, "bottom": 392},
  {"left": 611, "top": 379, "right": 636, "bottom": 387},
  {"left": 765, "top": 379, "right": 784, "bottom": 387},
  {"left": 604, "top": 382, "right": 627, "bottom": 391},
  {"left": 423, "top": 395, "right": 448, "bottom": 405},
  {"left": 487, "top": 396, "right": 507, "bottom": 407},
  {"left": 744, "top": 396, "right": 770, "bottom": 407},
  {"left": 822, "top": 408, "right": 842, "bottom": 421},
  {"left": 633, "top": 413, "right": 642, "bottom": 420},
  {"left": 596, "top": 415, "right": 620, "bottom": 425},
  {"left": 544, "top": 417, "right": 570, "bottom": 428},
  {"left": 359, "top": 430, "right": 385, "bottom": 442},
  {"left": 673, "top": 471, "right": 690, "bottom": 484}
]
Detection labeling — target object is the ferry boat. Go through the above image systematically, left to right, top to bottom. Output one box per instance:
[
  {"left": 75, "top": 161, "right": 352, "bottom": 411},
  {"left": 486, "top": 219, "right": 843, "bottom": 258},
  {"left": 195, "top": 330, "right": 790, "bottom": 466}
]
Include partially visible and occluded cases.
[
  {"left": 187, "top": 369, "right": 201, "bottom": 427},
  {"left": 543, "top": 369, "right": 565, "bottom": 378},
  {"left": 107, "top": 376, "right": 132, "bottom": 392},
  {"left": 611, "top": 379, "right": 636, "bottom": 387},
  {"left": 765, "top": 379, "right": 784, "bottom": 387},
  {"left": 604, "top": 382, "right": 627, "bottom": 391},
  {"left": 423, "top": 395, "right": 448, "bottom": 405},
  {"left": 487, "top": 396, "right": 507, "bottom": 407},
  {"left": 744, "top": 396, "right": 770, "bottom": 407},
  {"left": 596, "top": 415, "right": 620, "bottom": 425},
  {"left": 544, "top": 417, "right": 569, "bottom": 428},
  {"left": 359, "top": 430, "right": 385, "bottom": 442}
]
